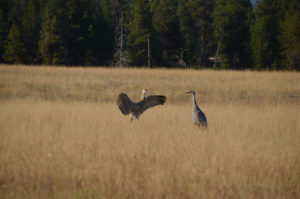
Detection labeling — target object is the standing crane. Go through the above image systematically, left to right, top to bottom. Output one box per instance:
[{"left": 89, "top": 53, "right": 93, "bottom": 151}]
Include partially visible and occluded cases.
[
  {"left": 117, "top": 89, "right": 166, "bottom": 120},
  {"left": 186, "top": 90, "right": 207, "bottom": 129}
]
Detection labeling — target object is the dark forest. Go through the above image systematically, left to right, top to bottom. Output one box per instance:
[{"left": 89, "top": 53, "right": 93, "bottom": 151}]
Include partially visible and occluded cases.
[{"left": 0, "top": 0, "right": 299, "bottom": 70}]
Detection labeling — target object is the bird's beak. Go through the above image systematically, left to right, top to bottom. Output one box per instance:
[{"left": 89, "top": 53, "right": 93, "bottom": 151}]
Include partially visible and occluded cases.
[{"left": 186, "top": 91, "right": 191, "bottom": 94}]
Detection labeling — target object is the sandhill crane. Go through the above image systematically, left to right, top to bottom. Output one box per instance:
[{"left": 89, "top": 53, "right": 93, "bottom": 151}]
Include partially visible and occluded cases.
[
  {"left": 117, "top": 89, "right": 166, "bottom": 120},
  {"left": 186, "top": 90, "right": 207, "bottom": 129}
]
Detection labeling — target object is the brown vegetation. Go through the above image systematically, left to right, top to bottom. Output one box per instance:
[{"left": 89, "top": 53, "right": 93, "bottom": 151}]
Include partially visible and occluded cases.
[{"left": 0, "top": 65, "right": 299, "bottom": 198}]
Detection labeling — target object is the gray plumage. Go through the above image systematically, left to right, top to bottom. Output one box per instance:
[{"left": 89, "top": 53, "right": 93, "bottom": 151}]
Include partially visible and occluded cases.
[
  {"left": 117, "top": 89, "right": 166, "bottom": 120},
  {"left": 186, "top": 90, "right": 207, "bottom": 129}
]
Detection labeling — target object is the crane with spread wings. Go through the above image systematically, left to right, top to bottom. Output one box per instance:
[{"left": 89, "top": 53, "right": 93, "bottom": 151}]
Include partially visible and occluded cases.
[{"left": 117, "top": 89, "right": 166, "bottom": 120}]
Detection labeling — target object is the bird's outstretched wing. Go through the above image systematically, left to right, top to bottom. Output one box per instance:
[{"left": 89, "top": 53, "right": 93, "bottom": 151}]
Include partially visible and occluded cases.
[
  {"left": 117, "top": 93, "right": 133, "bottom": 115},
  {"left": 140, "top": 95, "right": 166, "bottom": 112}
]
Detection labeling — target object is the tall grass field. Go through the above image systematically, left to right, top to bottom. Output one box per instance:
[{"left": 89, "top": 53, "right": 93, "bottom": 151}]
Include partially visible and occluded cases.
[{"left": 0, "top": 65, "right": 300, "bottom": 198}]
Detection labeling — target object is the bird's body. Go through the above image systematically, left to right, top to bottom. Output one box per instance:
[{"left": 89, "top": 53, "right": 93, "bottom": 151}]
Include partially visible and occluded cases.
[
  {"left": 117, "top": 89, "right": 166, "bottom": 120},
  {"left": 186, "top": 90, "right": 207, "bottom": 129}
]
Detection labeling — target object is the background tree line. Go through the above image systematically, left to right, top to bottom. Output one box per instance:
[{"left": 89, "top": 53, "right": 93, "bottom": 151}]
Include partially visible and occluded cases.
[{"left": 0, "top": 0, "right": 299, "bottom": 70}]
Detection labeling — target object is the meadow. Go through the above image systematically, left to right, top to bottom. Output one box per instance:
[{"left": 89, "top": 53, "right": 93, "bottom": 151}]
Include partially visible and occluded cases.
[{"left": 0, "top": 65, "right": 299, "bottom": 199}]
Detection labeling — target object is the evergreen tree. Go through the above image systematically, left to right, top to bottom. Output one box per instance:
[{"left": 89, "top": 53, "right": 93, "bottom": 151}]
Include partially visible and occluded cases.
[
  {"left": 0, "top": 0, "right": 10, "bottom": 62},
  {"left": 1, "top": 0, "right": 27, "bottom": 63},
  {"left": 7, "top": 0, "right": 28, "bottom": 25},
  {"left": 22, "top": 0, "right": 41, "bottom": 64},
  {"left": 39, "top": 0, "right": 66, "bottom": 65},
  {"left": 39, "top": 0, "right": 113, "bottom": 65},
  {"left": 65, "top": 0, "right": 88, "bottom": 64},
  {"left": 84, "top": 0, "right": 114, "bottom": 65},
  {"left": 101, "top": 0, "right": 130, "bottom": 66},
  {"left": 127, "top": 0, "right": 151, "bottom": 66},
  {"left": 152, "top": 0, "right": 183, "bottom": 66},
  {"left": 177, "top": 0, "right": 194, "bottom": 66},
  {"left": 178, "top": 0, "right": 214, "bottom": 67},
  {"left": 213, "top": 0, "right": 252, "bottom": 69},
  {"left": 251, "top": 0, "right": 282, "bottom": 69},
  {"left": 279, "top": 0, "right": 300, "bottom": 70},
  {"left": 0, "top": 9, "right": 4, "bottom": 61},
  {"left": 3, "top": 24, "right": 26, "bottom": 63}
]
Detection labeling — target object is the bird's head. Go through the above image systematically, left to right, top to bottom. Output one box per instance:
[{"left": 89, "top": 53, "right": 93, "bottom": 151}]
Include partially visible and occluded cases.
[{"left": 186, "top": 90, "right": 195, "bottom": 95}]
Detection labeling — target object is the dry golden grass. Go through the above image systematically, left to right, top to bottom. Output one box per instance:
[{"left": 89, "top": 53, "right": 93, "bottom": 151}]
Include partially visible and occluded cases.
[
  {"left": 0, "top": 65, "right": 300, "bottom": 198},
  {"left": 1, "top": 65, "right": 300, "bottom": 104}
]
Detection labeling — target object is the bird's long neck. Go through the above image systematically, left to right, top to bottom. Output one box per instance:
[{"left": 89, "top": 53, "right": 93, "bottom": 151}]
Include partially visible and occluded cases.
[
  {"left": 142, "top": 91, "right": 146, "bottom": 100},
  {"left": 192, "top": 94, "right": 197, "bottom": 107}
]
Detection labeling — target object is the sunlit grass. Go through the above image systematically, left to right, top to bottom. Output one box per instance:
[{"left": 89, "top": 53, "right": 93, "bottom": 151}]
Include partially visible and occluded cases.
[{"left": 0, "top": 65, "right": 299, "bottom": 198}]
